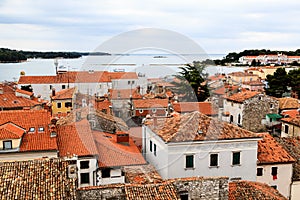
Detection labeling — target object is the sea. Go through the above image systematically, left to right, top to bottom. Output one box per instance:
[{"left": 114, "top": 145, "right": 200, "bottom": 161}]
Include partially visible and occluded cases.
[{"left": 0, "top": 54, "right": 247, "bottom": 82}]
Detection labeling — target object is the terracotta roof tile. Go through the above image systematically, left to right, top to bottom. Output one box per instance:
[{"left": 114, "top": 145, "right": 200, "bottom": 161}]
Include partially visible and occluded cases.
[
  {"left": 18, "top": 71, "right": 138, "bottom": 84},
  {"left": 228, "top": 72, "right": 259, "bottom": 77},
  {"left": 208, "top": 74, "right": 226, "bottom": 82},
  {"left": 242, "top": 80, "right": 264, "bottom": 86},
  {"left": 212, "top": 85, "right": 239, "bottom": 96},
  {"left": 51, "top": 87, "right": 76, "bottom": 100},
  {"left": 15, "top": 88, "right": 33, "bottom": 96},
  {"left": 110, "top": 89, "right": 142, "bottom": 99},
  {"left": 225, "top": 91, "right": 260, "bottom": 103},
  {"left": 0, "top": 93, "right": 42, "bottom": 109},
  {"left": 279, "top": 97, "right": 300, "bottom": 110},
  {"left": 133, "top": 99, "right": 169, "bottom": 109},
  {"left": 172, "top": 102, "right": 217, "bottom": 116},
  {"left": 0, "top": 110, "right": 58, "bottom": 152},
  {"left": 281, "top": 110, "right": 300, "bottom": 126},
  {"left": 148, "top": 111, "right": 259, "bottom": 143},
  {"left": 57, "top": 119, "right": 98, "bottom": 157},
  {"left": 0, "top": 122, "right": 25, "bottom": 139},
  {"left": 93, "top": 131, "right": 146, "bottom": 168},
  {"left": 257, "top": 133, "right": 295, "bottom": 164},
  {"left": 275, "top": 137, "right": 300, "bottom": 181},
  {"left": 0, "top": 159, "right": 77, "bottom": 199},
  {"left": 123, "top": 164, "right": 163, "bottom": 184},
  {"left": 229, "top": 181, "right": 287, "bottom": 200},
  {"left": 125, "top": 182, "right": 178, "bottom": 200}
]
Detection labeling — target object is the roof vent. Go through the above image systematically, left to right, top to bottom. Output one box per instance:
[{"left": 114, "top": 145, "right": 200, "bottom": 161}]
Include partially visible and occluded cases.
[{"left": 197, "top": 130, "right": 203, "bottom": 135}]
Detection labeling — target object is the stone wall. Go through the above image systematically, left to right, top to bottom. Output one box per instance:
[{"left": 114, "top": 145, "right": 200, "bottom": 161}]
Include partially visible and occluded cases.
[
  {"left": 242, "top": 94, "right": 279, "bottom": 132},
  {"left": 77, "top": 177, "right": 229, "bottom": 200},
  {"left": 171, "top": 177, "right": 229, "bottom": 200},
  {"left": 77, "top": 185, "right": 125, "bottom": 200}
]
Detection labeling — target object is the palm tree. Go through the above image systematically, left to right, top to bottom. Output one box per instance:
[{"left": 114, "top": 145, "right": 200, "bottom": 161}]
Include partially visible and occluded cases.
[{"left": 172, "top": 61, "right": 210, "bottom": 102}]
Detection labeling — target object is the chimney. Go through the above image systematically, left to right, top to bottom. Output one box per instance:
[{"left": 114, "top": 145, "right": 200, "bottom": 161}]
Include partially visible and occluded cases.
[
  {"left": 0, "top": 87, "right": 3, "bottom": 94},
  {"left": 52, "top": 88, "right": 56, "bottom": 97},
  {"left": 76, "top": 111, "right": 81, "bottom": 122},
  {"left": 116, "top": 131, "right": 129, "bottom": 144}
]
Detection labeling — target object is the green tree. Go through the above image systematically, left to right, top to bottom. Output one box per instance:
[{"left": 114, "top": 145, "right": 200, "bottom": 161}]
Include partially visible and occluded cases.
[
  {"left": 172, "top": 61, "right": 210, "bottom": 102},
  {"left": 265, "top": 68, "right": 290, "bottom": 97},
  {"left": 288, "top": 68, "right": 300, "bottom": 99}
]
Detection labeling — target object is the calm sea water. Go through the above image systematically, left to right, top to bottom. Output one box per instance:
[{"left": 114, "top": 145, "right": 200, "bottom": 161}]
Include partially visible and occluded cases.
[{"left": 0, "top": 54, "right": 246, "bottom": 82}]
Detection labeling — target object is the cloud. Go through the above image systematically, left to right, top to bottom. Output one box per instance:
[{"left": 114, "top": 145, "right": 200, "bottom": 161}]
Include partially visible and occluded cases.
[{"left": 0, "top": 0, "right": 299, "bottom": 53}]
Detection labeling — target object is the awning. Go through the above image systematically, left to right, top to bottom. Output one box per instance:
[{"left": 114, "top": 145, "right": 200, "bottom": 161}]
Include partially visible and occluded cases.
[{"left": 266, "top": 113, "right": 282, "bottom": 119}]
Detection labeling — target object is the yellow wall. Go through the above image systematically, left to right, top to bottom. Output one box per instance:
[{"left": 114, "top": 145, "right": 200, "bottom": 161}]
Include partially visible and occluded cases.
[
  {"left": 51, "top": 99, "right": 73, "bottom": 115},
  {"left": 0, "top": 138, "right": 21, "bottom": 149}
]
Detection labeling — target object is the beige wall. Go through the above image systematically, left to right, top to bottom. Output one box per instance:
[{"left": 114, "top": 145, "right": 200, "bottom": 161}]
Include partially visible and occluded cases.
[
  {"left": 281, "top": 122, "right": 300, "bottom": 137},
  {"left": 0, "top": 138, "right": 21, "bottom": 149},
  {"left": 0, "top": 151, "right": 58, "bottom": 161},
  {"left": 256, "top": 164, "right": 293, "bottom": 198},
  {"left": 291, "top": 181, "right": 300, "bottom": 200}
]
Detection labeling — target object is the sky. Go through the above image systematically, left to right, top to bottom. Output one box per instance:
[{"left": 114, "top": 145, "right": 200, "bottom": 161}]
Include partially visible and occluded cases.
[{"left": 0, "top": 0, "right": 300, "bottom": 54}]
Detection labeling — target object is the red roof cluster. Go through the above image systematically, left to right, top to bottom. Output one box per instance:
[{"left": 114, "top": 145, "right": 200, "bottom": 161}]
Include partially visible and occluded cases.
[
  {"left": 18, "top": 71, "right": 138, "bottom": 84},
  {"left": 51, "top": 87, "right": 76, "bottom": 100},
  {"left": 109, "top": 88, "right": 142, "bottom": 99},
  {"left": 225, "top": 91, "right": 260, "bottom": 103},
  {"left": 0, "top": 93, "right": 42, "bottom": 109},
  {"left": 133, "top": 99, "right": 169, "bottom": 109},
  {"left": 172, "top": 102, "right": 217, "bottom": 116},
  {"left": 0, "top": 110, "right": 58, "bottom": 152},
  {"left": 148, "top": 111, "right": 259, "bottom": 143},
  {"left": 0, "top": 122, "right": 25, "bottom": 139},
  {"left": 257, "top": 133, "right": 295, "bottom": 164},
  {"left": 229, "top": 181, "right": 287, "bottom": 200}
]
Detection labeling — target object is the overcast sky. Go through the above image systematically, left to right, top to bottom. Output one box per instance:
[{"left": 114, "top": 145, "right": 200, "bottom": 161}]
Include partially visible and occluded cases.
[{"left": 0, "top": 0, "right": 299, "bottom": 54}]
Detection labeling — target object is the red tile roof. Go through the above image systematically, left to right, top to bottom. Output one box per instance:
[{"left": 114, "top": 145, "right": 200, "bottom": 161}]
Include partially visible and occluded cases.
[
  {"left": 18, "top": 71, "right": 138, "bottom": 84},
  {"left": 228, "top": 72, "right": 259, "bottom": 77},
  {"left": 208, "top": 74, "right": 226, "bottom": 82},
  {"left": 242, "top": 80, "right": 264, "bottom": 86},
  {"left": 212, "top": 85, "right": 239, "bottom": 96},
  {"left": 51, "top": 87, "right": 76, "bottom": 100},
  {"left": 15, "top": 88, "right": 33, "bottom": 96},
  {"left": 110, "top": 89, "right": 142, "bottom": 99},
  {"left": 225, "top": 91, "right": 260, "bottom": 103},
  {"left": 0, "top": 93, "right": 41, "bottom": 109},
  {"left": 279, "top": 97, "right": 300, "bottom": 110},
  {"left": 94, "top": 99, "right": 112, "bottom": 112},
  {"left": 133, "top": 99, "right": 169, "bottom": 109},
  {"left": 172, "top": 102, "right": 217, "bottom": 116},
  {"left": 0, "top": 110, "right": 58, "bottom": 152},
  {"left": 281, "top": 110, "right": 300, "bottom": 126},
  {"left": 148, "top": 111, "right": 259, "bottom": 143},
  {"left": 57, "top": 119, "right": 98, "bottom": 157},
  {"left": 0, "top": 122, "right": 25, "bottom": 139},
  {"left": 93, "top": 131, "right": 146, "bottom": 168},
  {"left": 257, "top": 133, "right": 295, "bottom": 164},
  {"left": 275, "top": 137, "right": 300, "bottom": 181},
  {"left": 0, "top": 159, "right": 77, "bottom": 199},
  {"left": 123, "top": 165, "right": 163, "bottom": 184},
  {"left": 229, "top": 181, "right": 287, "bottom": 200},
  {"left": 125, "top": 182, "right": 178, "bottom": 200}
]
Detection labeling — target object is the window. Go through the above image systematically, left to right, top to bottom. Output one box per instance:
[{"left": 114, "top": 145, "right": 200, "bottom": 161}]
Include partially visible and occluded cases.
[
  {"left": 128, "top": 81, "right": 131, "bottom": 85},
  {"left": 132, "top": 81, "right": 135, "bottom": 84},
  {"left": 50, "top": 85, "right": 52, "bottom": 90},
  {"left": 62, "top": 85, "right": 66, "bottom": 89},
  {"left": 258, "top": 96, "right": 262, "bottom": 100},
  {"left": 57, "top": 102, "right": 62, "bottom": 108},
  {"left": 65, "top": 102, "right": 72, "bottom": 108},
  {"left": 270, "top": 103, "right": 274, "bottom": 109},
  {"left": 152, "top": 108, "right": 157, "bottom": 113},
  {"left": 101, "top": 109, "right": 107, "bottom": 114},
  {"left": 139, "top": 109, "right": 144, "bottom": 114},
  {"left": 238, "top": 114, "right": 241, "bottom": 124},
  {"left": 230, "top": 115, "right": 233, "bottom": 123},
  {"left": 284, "top": 125, "right": 289, "bottom": 134},
  {"left": 29, "top": 127, "right": 35, "bottom": 132},
  {"left": 38, "top": 127, "right": 44, "bottom": 132},
  {"left": 3, "top": 140, "right": 12, "bottom": 150},
  {"left": 150, "top": 140, "right": 152, "bottom": 152},
  {"left": 154, "top": 144, "right": 157, "bottom": 156},
  {"left": 232, "top": 152, "right": 241, "bottom": 165},
  {"left": 210, "top": 154, "right": 218, "bottom": 167},
  {"left": 185, "top": 155, "right": 194, "bottom": 168},
  {"left": 80, "top": 161, "right": 89, "bottom": 169},
  {"left": 271, "top": 167, "right": 278, "bottom": 176},
  {"left": 102, "top": 168, "right": 110, "bottom": 178},
  {"left": 257, "top": 168, "right": 263, "bottom": 176},
  {"left": 80, "top": 173, "right": 90, "bottom": 184},
  {"left": 271, "top": 185, "right": 277, "bottom": 190},
  {"left": 179, "top": 192, "right": 189, "bottom": 200}
]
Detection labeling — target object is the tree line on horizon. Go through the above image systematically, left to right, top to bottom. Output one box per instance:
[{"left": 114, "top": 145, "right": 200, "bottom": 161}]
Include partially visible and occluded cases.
[{"left": 0, "top": 48, "right": 110, "bottom": 63}]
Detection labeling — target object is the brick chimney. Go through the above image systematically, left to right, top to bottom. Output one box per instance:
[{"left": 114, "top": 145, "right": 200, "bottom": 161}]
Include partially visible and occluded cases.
[{"left": 116, "top": 131, "right": 129, "bottom": 144}]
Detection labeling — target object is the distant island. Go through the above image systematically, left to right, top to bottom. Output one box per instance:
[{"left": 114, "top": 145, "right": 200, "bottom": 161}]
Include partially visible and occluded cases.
[
  {"left": 0, "top": 48, "right": 110, "bottom": 63},
  {"left": 202, "top": 49, "right": 300, "bottom": 66}
]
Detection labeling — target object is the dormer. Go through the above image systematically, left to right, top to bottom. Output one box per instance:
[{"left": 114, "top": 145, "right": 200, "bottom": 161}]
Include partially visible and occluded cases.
[{"left": 0, "top": 122, "right": 25, "bottom": 152}]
